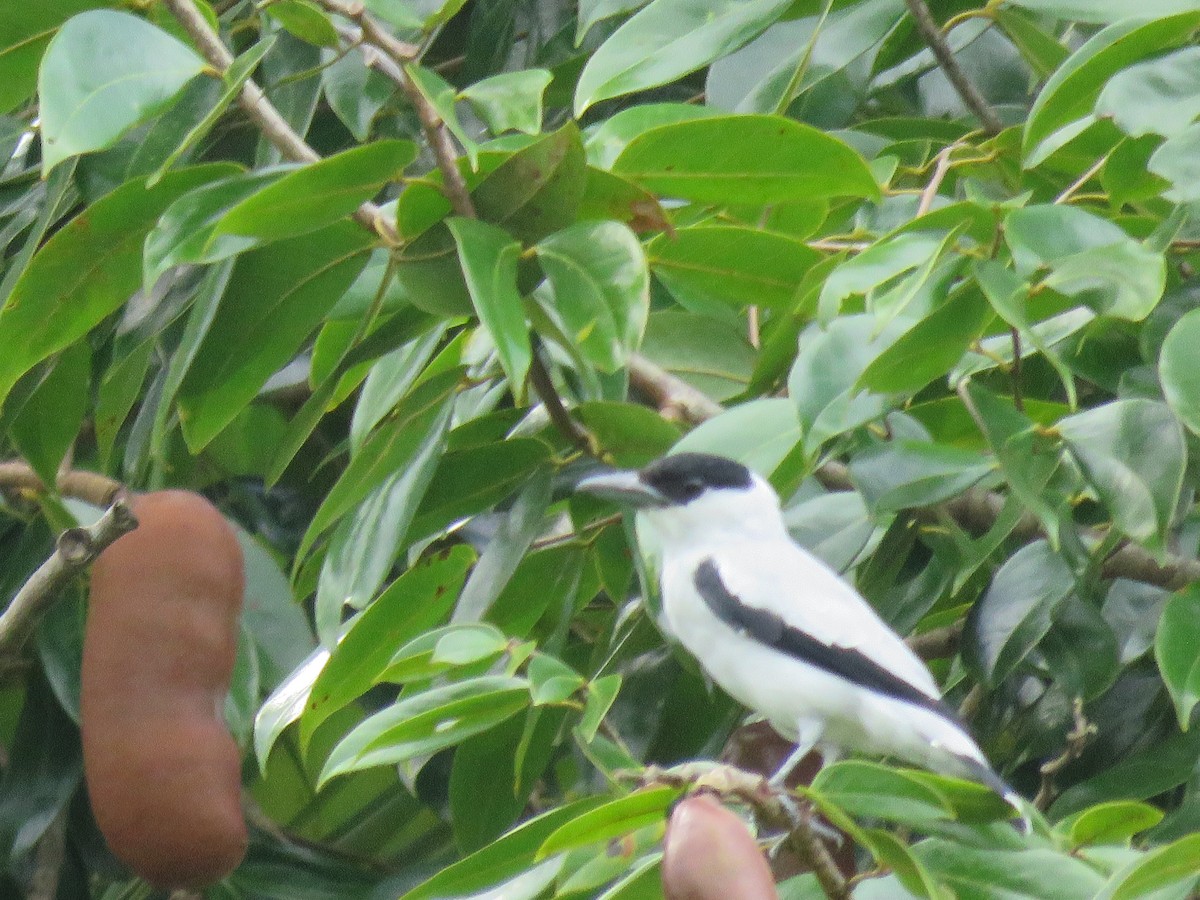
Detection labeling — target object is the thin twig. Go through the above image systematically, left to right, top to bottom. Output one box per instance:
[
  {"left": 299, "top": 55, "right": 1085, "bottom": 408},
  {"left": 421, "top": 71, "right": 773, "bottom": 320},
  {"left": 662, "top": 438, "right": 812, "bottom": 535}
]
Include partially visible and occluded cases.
[
  {"left": 161, "top": 0, "right": 391, "bottom": 240},
  {"left": 903, "top": 0, "right": 1003, "bottom": 135},
  {"left": 916, "top": 144, "right": 957, "bottom": 216},
  {"left": 1055, "top": 153, "right": 1111, "bottom": 205},
  {"left": 1009, "top": 326, "right": 1023, "bottom": 411},
  {"left": 529, "top": 351, "right": 596, "bottom": 456},
  {"left": 627, "top": 353, "right": 724, "bottom": 425},
  {"left": 0, "top": 460, "right": 121, "bottom": 507},
  {"left": 0, "top": 498, "right": 138, "bottom": 658},
  {"left": 1034, "top": 699, "right": 1095, "bottom": 810},
  {"left": 633, "top": 763, "right": 849, "bottom": 900},
  {"left": 28, "top": 809, "right": 67, "bottom": 900}
]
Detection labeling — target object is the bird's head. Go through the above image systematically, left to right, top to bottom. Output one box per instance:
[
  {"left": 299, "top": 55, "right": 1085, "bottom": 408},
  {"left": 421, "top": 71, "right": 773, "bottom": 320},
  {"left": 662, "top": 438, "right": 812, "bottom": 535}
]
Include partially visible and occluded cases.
[{"left": 575, "top": 452, "right": 785, "bottom": 547}]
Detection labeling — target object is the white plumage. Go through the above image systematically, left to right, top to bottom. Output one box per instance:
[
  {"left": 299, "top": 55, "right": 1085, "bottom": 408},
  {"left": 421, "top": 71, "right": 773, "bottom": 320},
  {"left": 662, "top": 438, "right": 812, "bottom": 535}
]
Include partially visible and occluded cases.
[{"left": 577, "top": 452, "right": 1017, "bottom": 806}]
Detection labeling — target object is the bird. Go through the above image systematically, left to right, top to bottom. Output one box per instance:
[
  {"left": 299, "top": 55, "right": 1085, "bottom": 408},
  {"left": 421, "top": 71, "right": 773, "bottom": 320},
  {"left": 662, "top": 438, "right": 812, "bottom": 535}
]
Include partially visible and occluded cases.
[{"left": 575, "top": 451, "right": 1021, "bottom": 813}]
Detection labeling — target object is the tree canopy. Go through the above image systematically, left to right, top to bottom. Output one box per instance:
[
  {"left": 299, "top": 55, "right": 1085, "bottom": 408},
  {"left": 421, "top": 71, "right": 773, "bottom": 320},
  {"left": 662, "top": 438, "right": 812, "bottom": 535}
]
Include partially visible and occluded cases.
[{"left": 2, "top": 0, "right": 1200, "bottom": 897}]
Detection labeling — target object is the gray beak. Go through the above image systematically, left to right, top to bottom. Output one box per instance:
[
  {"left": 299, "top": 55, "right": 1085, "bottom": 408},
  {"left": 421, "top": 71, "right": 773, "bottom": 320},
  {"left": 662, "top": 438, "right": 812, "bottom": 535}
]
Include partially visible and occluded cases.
[{"left": 575, "top": 469, "right": 667, "bottom": 508}]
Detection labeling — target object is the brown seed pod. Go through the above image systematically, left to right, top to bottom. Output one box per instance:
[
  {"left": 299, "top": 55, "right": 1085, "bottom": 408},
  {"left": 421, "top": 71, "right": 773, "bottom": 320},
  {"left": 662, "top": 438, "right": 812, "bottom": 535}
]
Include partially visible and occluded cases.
[
  {"left": 82, "top": 490, "right": 247, "bottom": 888},
  {"left": 662, "top": 794, "right": 779, "bottom": 900}
]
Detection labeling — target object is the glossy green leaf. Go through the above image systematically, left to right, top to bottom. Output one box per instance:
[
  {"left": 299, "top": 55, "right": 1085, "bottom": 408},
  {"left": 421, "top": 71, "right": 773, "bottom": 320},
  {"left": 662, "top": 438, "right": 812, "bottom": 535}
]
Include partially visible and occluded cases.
[
  {"left": 263, "top": 0, "right": 340, "bottom": 47},
  {"left": 574, "top": 0, "right": 792, "bottom": 113},
  {"left": 1009, "top": 0, "right": 1200, "bottom": 23},
  {"left": 0, "top": 1, "right": 109, "bottom": 114},
  {"left": 38, "top": 10, "right": 207, "bottom": 172},
  {"left": 1022, "top": 12, "right": 1200, "bottom": 165},
  {"left": 1096, "top": 46, "right": 1200, "bottom": 139},
  {"left": 460, "top": 70, "right": 551, "bottom": 135},
  {"left": 612, "top": 115, "right": 878, "bottom": 205},
  {"left": 1148, "top": 123, "right": 1200, "bottom": 203},
  {"left": 0, "top": 163, "right": 235, "bottom": 412},
  {"left": 1004, "top": 206, "right": 1164, "bottom": 322},
  {"left": 448, "top": 217, "right": 532, "bottom": 391},
  {"left": 176, "top": 221, "right": 375, "bottom": 450},
  {"left": 536, "top": 221, "right": 649, "bottom": 373},
  {"left": 649, "top": 225, "right": 821, "bottom": 311},
  {"left": 1159, "top": 307, "right": 1200, "bottom": 438},
  {"left": 641, "top": 310, "right": 755, "bottom": 401},
  {"left": 9, "top": 341, "right": 90, "bottom": 488},
  {"left": 297, "top": 368, "right": 462, "bottom": 563},
  {"left": 673, "top": 398, "right": 800, "bottom": 476},
  {"left": 1058, "top": 400, "right": 1185, "bottom": 551},
  {"left": 313, "top": 410, "right": 450, "bottom": 645},
  {"left": 850, "top": 441, "right": 994, "bottom": 514},
  {"left": 966, "top": 540, "right": 1074, "bottom": 686},
  {"left": 302, "top": 549, "right": 472, "bottom": 746},
  {"left": 1156, "top": 586, "right": 1200, "bottom": 731},
  {"left": 253, "top": 644, "right": 331, "bottom": 770},
  {"left": 578, "top": 675, "right": 622, "bottom": 743},
  {"left": 319, "top": 676, "right": 531, "bottom": 784},
  {"left": 811, "top": 761, "right": 954, "bottom": 828},
  {"left": 537, "top": 786, "right": 681, "bottom": 857},
  {"left": 399, "top": 798, "right": 605, "bottom": 899},
  {"left": 1059, "top": 801, "right": 1164, "bottom": 848},
  {"left": 1101, "top": 833, "right": 1200, "bottom": 900},
  {"left": 913, "top": 841, "right": 1106, "bottom": 899}
]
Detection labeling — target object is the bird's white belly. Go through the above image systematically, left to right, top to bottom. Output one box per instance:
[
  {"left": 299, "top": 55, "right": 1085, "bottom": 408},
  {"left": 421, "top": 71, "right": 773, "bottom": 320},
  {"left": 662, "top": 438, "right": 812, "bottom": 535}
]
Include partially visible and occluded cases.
[{"left": 661, "top": 568, "right": 983, "bottom": 769}]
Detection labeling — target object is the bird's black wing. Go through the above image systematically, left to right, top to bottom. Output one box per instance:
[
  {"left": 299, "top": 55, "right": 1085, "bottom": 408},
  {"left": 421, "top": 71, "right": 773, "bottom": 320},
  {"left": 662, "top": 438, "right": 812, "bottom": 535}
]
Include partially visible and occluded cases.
[{"left": 693, "top": 558, "right": 963, "bottom": 727}]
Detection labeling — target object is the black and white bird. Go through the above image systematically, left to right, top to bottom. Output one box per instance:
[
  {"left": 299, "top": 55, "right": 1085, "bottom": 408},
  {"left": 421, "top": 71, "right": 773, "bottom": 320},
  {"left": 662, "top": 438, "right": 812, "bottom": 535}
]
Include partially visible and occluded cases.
[{"left": 576, "top": 452, "right": 1020, "bottom": 810}]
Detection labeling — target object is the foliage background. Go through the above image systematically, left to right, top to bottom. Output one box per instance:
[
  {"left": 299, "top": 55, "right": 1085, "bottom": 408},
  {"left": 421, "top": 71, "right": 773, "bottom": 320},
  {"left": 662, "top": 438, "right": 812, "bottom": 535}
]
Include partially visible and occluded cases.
[{"left": 2, "top": 0, "right": 1200, "bottom": 897}]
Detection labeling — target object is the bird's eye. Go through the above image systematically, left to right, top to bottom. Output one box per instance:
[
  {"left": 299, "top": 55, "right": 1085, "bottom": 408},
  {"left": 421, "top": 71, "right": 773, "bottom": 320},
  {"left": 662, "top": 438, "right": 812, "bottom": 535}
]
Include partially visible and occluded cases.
[{"left": 681, "top": 477, "right": 704, "bottom": 499}]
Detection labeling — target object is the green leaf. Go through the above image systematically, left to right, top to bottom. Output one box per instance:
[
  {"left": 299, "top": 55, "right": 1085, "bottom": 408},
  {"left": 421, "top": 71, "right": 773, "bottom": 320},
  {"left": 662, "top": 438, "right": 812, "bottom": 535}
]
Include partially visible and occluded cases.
[
  {"left": 263, "top": 0, "right": 340, "bottom": 47},
  {"left": 574, "top": 0, "right": 791, "bottom": 113},
  {"left": 1009, "top": 0, "right": 1200, "bottom": 24},
  {"left": 0, "top": 1, "right": 109, "bottom": 115},
  {"left": 38, "top": 10, "right": 207, "bottom": 172},
  {"left": 1022, "top": 11, "right": 1200, "bottom": 165},
  {"left": 1096, "top": 46, "right": 1200, "bottom": 139},
  {"left": 460, "top": 70, "right": 551, "bottom": 135},
  {"left": 612, "top": 115, "right": 879, "bottom": 205},
  {"left": 1148, "top": 123, "right": 1200, "bottom": 203},
  {"left": 216, "top": 139, "right": 414, "bottom": 241},
  {"left": 0, "top": 163, "right": 235, "bottom": 412},
  {"left": 1004, "top": 206, "right": 1165, "bottom": 322},
  {"left": 447, "top": 218, "right": 532, "bottom": 392},
  {"left": 176, "top": 221, "right": 375, "bottom": 450},
  {"left": 536, "top": 221, "right": 649, "bottom": 373},
  {"left": 649, "top": 225, "right": 821, "bottom": 311},
  {"left": 816, "top": 232, "right": 945, "bottom": 321},
  {"left": 858, "top": 286, "right": 993, "bottom": 394},
  {"left": 1159, "top": 307, "right": 1200, "bottom": 438},
  {"left": 640, "top": 310, "right": 755, "bottom": 402},
  {"left": 9, "top": 342, "right": 90, "bottom": 488},
  {"left": 296, "top": 368, "right": 463, "bottom": 563},
  {"left": 673, "top": 398, "right": 800, "bottom": 476},
  {"left": 1058, "top": 400, "right": 1185, "bottom": 552},
  {"left": 313, "top": 410, "right": 451, "bottom": 645},
  {"left": 849, "top": 441, "right": 994, "bottom": 514},
  {"left": 452, "top": 467, "right": 553, "bottom": 624},
  {"left": 966, "top": 539, "right": 1074, "bottom": 686},
  {"left": 302, "top": 546, "right": 473, "bottom": 745},
  {"left": 1156, "top": 587, "right": 1200, "bottom": 731},
  {"left": 253, "top": 644, "right": 330, "bottom": 770},
  {"left": 528, "top": 653, "right": 585, "bottom": 705},
  {"left": 578, "top": 675, "right": 622, "bottom": 743},
  {"left": 319, "top": 676, "right": 531, "bottom": 784},
  {"left": 810, "top": 760, "right": 955, "bottom": 829},
  {"left": 537, "top": 786, "right": 681, "bottom": 858},
  {"left": 399, "top": 797, "right": 605, "bottom": 899},
  {"left": 1058, "top": 801, "right": 1164, "bottom": 848},
  {"left": 860, "top": 828, "right": 941, "bottom": 900},
  {"left": 1101, "top": 833, "right": 1200, "bottom": 900},
  {"left": 913, "top": 841, "right": 1106, "bottom": 900}
]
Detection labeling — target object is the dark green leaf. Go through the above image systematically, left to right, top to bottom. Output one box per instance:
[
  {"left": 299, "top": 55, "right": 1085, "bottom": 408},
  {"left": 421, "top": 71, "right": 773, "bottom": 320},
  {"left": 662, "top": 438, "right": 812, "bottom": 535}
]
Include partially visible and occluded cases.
[{"left": 1156, "top": 586, "right": 1200, "bottom": 731}]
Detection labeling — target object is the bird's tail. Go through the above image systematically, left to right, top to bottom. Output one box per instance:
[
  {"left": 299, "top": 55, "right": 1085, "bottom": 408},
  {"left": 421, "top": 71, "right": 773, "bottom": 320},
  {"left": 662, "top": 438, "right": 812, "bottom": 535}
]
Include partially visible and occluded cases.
[{"left": 956, "top": 756, "right": 1030, "bottom": 833}]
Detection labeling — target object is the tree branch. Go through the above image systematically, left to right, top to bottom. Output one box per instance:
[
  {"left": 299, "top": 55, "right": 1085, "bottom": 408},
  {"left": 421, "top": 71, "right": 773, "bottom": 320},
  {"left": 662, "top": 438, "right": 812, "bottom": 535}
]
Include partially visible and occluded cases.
[
  {"left": 161, "top": 0, "right": 392, "bottom": 240},
  {"left": 903, "top": 0, "right": 1003, "bottom": 136},
  {"left": 627, "top": 353, "right": 724, "bottom": 425},
  {"left": 0, "top": 460, "right": 121, "bottom": 507},
  {"left": 0, "top": 498, "right": 138, "bottom": 658}
]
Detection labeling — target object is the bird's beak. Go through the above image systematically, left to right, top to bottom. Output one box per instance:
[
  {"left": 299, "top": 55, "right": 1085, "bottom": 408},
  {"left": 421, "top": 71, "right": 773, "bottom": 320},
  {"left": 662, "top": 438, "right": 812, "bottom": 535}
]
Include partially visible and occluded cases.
[{"left": 575, "top": 469, "right": 667, "bottom": 508}]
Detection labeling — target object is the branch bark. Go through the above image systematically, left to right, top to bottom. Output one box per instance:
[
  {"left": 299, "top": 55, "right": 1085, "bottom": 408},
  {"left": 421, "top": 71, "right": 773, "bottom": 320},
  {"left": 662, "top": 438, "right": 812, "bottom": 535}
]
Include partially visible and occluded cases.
[
  {"left": 903, "top": 0, "right": 1003, "bottom": 135},
  {"left": 0, "top": 460, "right": 121, "bottom": 507},
  {"left": 0, "top": 498, "right": 137, "bottom": 658}
]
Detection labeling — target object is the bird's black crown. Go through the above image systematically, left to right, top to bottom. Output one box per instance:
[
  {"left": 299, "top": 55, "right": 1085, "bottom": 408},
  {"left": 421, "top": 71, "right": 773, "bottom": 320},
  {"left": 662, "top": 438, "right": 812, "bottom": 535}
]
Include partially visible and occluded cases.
[{"left": 640, "top": 453, "right": 753, "bottom": 505}]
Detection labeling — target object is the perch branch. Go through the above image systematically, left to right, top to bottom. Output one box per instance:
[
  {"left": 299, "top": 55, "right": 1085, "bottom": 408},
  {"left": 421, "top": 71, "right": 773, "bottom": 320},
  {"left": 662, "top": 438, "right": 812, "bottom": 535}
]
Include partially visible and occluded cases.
[
  {"left": 903, "top": 0, "right": 1003, "bottom": 135},
  {"left": 0, "top": 460, "right": 121, "bottom": 507},
  {"left": 0, "top": 498, "right": 137, "bottom": 658},
  {"left": 1034, "top": 699, "right": 1096, "bottom": 810},
  {"left": 634, "top": 763, "right": 849, "bottom": 900}
]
